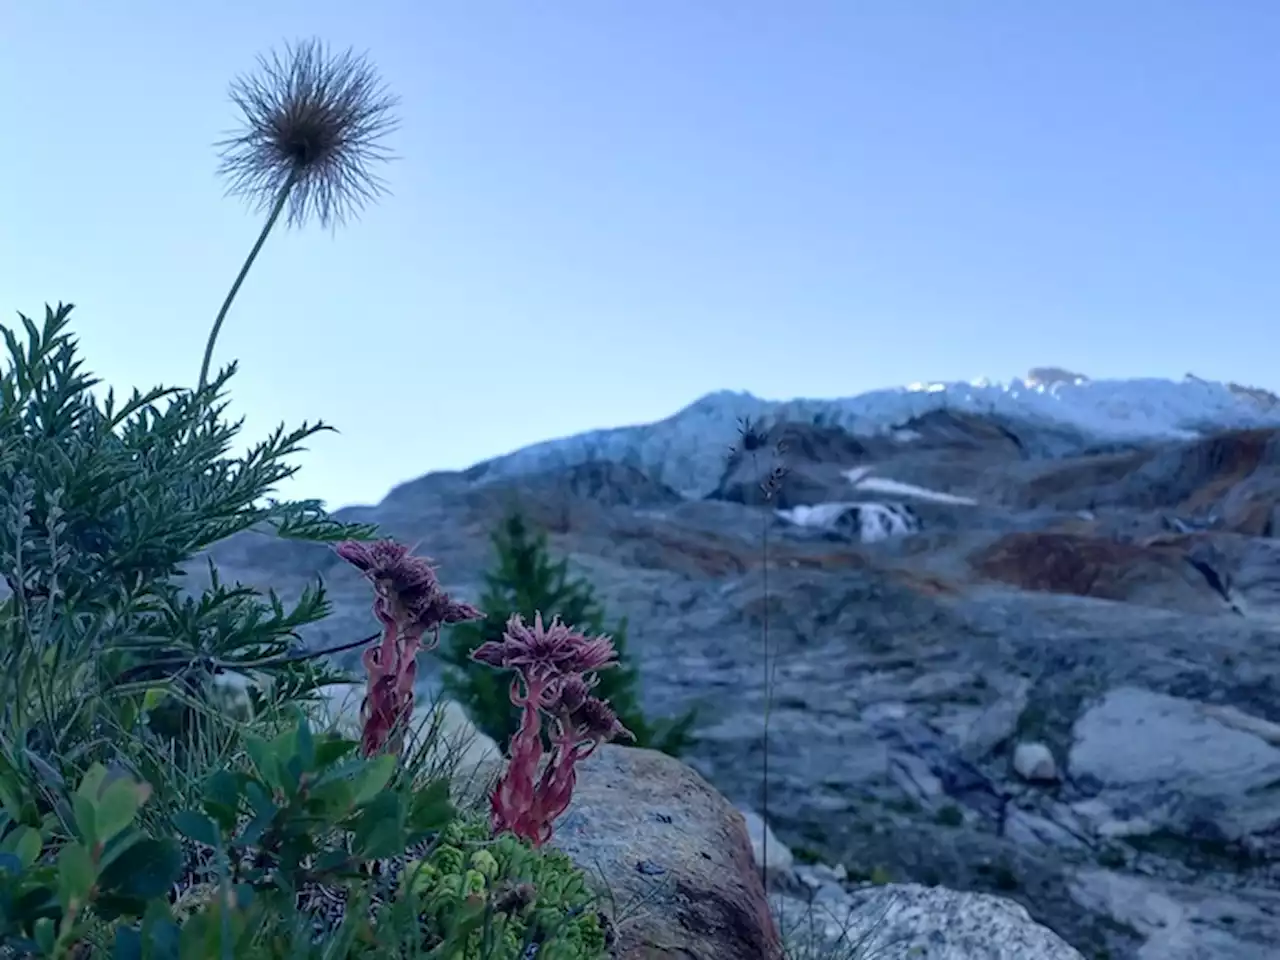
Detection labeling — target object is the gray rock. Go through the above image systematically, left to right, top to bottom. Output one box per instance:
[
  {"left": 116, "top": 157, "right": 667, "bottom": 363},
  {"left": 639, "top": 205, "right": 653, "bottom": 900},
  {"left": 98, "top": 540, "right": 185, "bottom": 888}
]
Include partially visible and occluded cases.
[
  {"left": 960, "top": 677, "right": 1032, "bottom": 760},
  {"left": 1070, "top": 686, "right": 1280, "bottom": 840},
  {"left": 1013, "top": 741, "right": 1060, "bottom": 783},
  {"left": 551, "top": 745, "right": 783, "bottom": 960},
  {"left": 740, "top": 807, "right": 795, "bottom": 879},
  {"left": 1003, "top": 807, "right": 1090, "bottom": 852},
  {"left": 1069, "top": 868, "right": 1280, "bottom": 960},
  {"left": 775, "top": 883, "right": 1085, "bottom": 960}
]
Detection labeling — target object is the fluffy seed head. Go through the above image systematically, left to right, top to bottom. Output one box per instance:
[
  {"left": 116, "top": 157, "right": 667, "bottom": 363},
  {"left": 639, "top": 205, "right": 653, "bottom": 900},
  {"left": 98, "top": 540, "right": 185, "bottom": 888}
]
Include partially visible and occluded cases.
[{"left": 216, "top": 38, "right": 400, "bottom": 229}]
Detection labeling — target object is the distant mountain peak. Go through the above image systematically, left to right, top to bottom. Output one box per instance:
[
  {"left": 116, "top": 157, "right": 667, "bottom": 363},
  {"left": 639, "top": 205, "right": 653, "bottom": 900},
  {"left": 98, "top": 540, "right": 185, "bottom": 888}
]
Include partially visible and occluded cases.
[
  {"left": 1025, "top": 366, "right": 1090, "bottom": 387},
  {"left": 467, "top": 375, "right": 1280, "bottom": 501}
]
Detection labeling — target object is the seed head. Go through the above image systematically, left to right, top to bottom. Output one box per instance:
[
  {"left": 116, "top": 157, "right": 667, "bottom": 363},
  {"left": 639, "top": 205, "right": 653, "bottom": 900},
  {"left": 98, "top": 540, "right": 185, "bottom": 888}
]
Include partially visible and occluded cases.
[{"left": 215, "top": 38, "right": 400, "bottom": 229}]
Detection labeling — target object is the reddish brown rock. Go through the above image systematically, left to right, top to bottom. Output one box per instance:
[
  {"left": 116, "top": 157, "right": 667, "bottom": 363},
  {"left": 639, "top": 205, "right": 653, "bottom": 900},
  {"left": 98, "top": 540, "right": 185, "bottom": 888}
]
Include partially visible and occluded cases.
[
  {"left": 1011, "top": 428, "right": 1280, "bottom": 519},
  {"left": 1174, "top": 429, "right": 1274, "bottom": 512},
  {"left": 969, "top": 531, "right": 1226, "bottom": 612},
  {"left": 551, "top": 744, "right": 782, "bottom": 960}
]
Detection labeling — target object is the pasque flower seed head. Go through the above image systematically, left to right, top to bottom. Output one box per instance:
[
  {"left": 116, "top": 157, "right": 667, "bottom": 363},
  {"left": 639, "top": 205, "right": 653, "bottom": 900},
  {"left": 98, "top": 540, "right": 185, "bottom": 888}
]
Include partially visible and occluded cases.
[{"left": 216, "top": 38, "right": 400, "bottom": 230}]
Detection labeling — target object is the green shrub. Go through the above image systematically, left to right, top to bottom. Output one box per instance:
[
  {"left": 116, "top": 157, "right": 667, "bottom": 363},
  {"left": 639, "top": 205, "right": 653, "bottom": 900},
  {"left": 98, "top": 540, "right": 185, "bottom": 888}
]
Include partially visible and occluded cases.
[
  {"left": 0, "top": 303, "right": 365, "bottom": 821},
  {"left": 437, "top": 511, "right": 698, "bottom": 756},
  {"left": 0, "top": 712, "right": 608, "bottom": 958}
]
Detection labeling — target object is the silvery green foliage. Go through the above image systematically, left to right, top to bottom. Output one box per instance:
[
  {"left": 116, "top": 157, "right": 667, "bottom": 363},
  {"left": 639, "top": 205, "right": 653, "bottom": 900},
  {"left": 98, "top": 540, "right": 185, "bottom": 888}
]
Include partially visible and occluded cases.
[{"left": 0, "top": 303, "right": 375, "bottom": 760}]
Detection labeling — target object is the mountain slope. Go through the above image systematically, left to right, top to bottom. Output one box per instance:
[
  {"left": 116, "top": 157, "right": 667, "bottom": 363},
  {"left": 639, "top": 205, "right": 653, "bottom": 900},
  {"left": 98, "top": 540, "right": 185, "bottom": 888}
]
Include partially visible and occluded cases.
[{"left": 456, "top": 373, "right": 1280, "bottom": 501}]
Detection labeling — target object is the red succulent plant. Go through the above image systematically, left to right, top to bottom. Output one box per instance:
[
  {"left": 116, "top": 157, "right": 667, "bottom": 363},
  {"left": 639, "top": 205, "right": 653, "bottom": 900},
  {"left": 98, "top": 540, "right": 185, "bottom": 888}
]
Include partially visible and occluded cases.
[
  {"left": 335, "top": 538, "right": 482, "bottom": 756},
  {"left": 471, "top": 612, "right": 633, "bottom": 846}
]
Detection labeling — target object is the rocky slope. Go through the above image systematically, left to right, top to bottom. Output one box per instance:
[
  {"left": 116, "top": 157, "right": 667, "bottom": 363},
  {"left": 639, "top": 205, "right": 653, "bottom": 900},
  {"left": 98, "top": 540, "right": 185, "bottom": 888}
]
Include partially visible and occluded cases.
[{"left": 193, "top": 375, "right": 1280, "bottom": 960}]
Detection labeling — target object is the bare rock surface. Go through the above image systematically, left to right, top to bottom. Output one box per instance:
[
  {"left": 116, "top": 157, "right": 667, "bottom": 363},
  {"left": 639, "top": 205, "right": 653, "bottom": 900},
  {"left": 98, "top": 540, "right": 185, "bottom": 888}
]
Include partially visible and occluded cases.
[
  {"left": 190, "top": 406, "right": 1280, "bottom": 959},
  {"left": 1069, "top": 686, "right": 1280, "bottom": 842},
  {"left": 551, "top": 744, "right": 782, "bottom": 960},
  {"left": 776, "top": 883, "right": 1087, "bottom": 960}
]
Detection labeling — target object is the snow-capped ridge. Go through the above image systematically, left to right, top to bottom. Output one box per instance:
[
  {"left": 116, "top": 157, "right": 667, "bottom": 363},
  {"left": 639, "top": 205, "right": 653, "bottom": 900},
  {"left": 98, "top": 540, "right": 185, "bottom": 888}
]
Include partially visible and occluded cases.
[{"left": 472, "top": 374, "right": 1280, "bottom": 501}]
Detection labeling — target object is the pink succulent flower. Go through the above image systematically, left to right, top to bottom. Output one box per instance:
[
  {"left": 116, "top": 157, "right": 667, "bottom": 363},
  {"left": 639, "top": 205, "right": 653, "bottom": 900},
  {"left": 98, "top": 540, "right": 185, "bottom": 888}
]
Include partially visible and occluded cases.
[
  {"left": 336, "top": 538, "right": 482, "bottom": 756},
  {"left": 471, "top": 612, "right": 633, "bottom": 846}
]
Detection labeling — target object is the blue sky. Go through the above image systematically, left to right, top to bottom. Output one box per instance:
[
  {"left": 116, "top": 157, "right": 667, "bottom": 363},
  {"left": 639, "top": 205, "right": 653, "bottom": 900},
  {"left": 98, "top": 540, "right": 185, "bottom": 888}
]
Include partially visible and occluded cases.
[{"left": 3, "top": 2, "right": 1278, "bottom": 510}]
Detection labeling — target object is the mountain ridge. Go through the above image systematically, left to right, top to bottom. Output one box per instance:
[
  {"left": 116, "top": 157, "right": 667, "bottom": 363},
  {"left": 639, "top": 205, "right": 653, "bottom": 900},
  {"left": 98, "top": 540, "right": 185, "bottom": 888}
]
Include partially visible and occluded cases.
[{"left": 444, "top": 372, "right": 1280, "bottom": 503}]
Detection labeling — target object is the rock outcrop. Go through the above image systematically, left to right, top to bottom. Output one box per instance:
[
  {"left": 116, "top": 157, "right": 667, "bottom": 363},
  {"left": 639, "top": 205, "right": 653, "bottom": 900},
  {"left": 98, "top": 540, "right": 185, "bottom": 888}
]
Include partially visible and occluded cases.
[
  {"left": 191, "top": 403, "right": 1280, "bottom": 959},
  {"left": 554, "top": 744, "right": 782, "bottom": 959}
]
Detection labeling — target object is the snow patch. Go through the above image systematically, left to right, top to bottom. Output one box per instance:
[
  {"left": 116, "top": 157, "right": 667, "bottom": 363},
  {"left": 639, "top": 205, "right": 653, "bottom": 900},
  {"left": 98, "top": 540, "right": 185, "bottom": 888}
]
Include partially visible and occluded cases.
[
  {"left": 841, "top": 467, "right": 979, "bottom": 506},
  {"left": 855, "top": 476, "right": 979, "bottom": 506},
  {"left": 778, "top": 502, "right": 921, "bottom": 543}
]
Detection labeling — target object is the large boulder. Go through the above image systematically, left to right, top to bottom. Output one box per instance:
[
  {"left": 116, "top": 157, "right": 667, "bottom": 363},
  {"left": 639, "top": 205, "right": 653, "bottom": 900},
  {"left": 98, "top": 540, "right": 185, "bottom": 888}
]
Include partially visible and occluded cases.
[{"left": 551, "top": 744, "right": 782, "bottom": 960}]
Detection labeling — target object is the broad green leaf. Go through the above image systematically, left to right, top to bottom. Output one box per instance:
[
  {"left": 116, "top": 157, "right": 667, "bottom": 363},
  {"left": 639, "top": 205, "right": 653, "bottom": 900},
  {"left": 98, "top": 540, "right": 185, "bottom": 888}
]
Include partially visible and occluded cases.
[
  {"left": 142, "top": 688, "right": 169, "bottom": 713},
  {"left": 117, "top": 698, "right": 140, "bottom": 733},
  {"left": 313, "top": 734, "right": 357, "bottom": 770},
  {"left": 242, "top": 736, "right": 279, "bottom": 791},
  {"left": 23, "top": 750, "right": 66, "bottom": 796},
  {"left": 350, "top": 753, "right": 397, "bottom": 807},
  {"left": 281, "top": 754, "right": 304, "bottom": 798},
  {"left": 308, "top": 755, "right": 365, "bottom": 794},
  {"left": 76, "top": 763, "right": 109, "bottom": 801},
  {"left": 0, "top": 770, "right": 25, "bottom": 818},
  {"left": 201, "top": 770, "right": 241, "bottom": 833},
  {"left": 96, "top": 779, "right": 151, "bottom": 843},
  {"left": 243, "top": 779, "right": 276, "bottom": 818},
  {"left": 408, "top": 779, "right": 455, "bottom": 835},
  {"left": 308, "top": 780, "right": 355, "bottom": 819},
  {"left": 350, "top": 791, "right": 405, "bottom": 860},
  {"left": 72, "top": 793, "right": 97, "bottom": 845},
  {"left": 237, "top": 806, "right": 275, "bottom": 849},
  {"left": 172, "top": 810, "right": 220, "bottom": 848},
  {"left": 7, "top": 824, "right": 42, "bottom": 868},
  {"left": 97, "top": 828, "right": 147, "bottom": 874},
  {"left": 97, "top": 836, "right": 183, "bottom": 901},
  {"left": 58, "top": 842, "right": 96, "bottom": 909},
  {"left": 311, "top": 849, "right": 354, "bottom": 876},
  {"left": 176, "top": 891, "right": 249, "bottom": 960},
  {"left": 140, "top": 898, "right": 181, "bottom": 960},
  {"left": 176, "top": 908, "right": 215, "bottom": 960},
  {"left": 33, "top": 917, "right": 55, "bottom": 955},
  {"left": 113, "top": 925, "right": 142, "bottom": 960}
]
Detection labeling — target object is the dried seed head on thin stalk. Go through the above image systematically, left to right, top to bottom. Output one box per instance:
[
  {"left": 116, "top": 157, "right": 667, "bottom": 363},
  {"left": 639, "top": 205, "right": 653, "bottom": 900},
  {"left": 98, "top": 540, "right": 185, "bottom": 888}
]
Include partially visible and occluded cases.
[{"left": 215, "top": 38, "right": 400, "bottom": 230}]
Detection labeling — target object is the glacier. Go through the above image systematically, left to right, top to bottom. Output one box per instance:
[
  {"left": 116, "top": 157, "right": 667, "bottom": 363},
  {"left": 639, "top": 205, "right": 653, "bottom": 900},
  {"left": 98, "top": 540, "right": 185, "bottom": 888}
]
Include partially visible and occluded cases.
[{"left": 465, "top": 375, "right": 1280, "bottom": 501}]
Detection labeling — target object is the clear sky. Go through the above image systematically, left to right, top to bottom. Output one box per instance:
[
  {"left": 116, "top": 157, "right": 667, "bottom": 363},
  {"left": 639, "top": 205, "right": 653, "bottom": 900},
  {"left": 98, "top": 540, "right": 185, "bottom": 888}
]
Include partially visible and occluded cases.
[{"left": 3, "top": 2, "right": 1278, "bottom": 511}]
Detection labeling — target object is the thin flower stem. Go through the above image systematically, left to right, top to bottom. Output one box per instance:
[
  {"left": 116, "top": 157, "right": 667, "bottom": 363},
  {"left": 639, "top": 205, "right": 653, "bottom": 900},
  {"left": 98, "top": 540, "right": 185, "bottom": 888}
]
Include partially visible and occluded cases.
[
  {"left": 197, "top": 168, "right": 298, "bottom": 393},
  {"left": 753, "top": 448, "right": 774, "bottom": 890}
]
